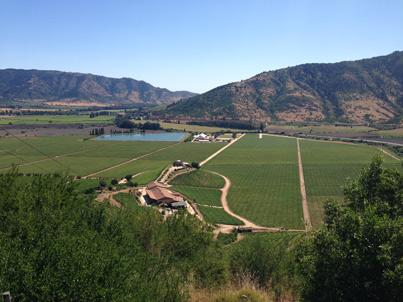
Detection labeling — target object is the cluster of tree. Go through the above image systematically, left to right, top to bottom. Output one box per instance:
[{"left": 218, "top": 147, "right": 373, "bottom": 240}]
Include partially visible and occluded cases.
[
  {"left": 89, "top": 111, "right": 113, "bottom": 118},
  {"left": 114, "top": 114, "right": 136, "bottom": 128},
  {"left": 115, "top": 114, "right": 161, "bottom": 131},
  {"left": 188, "top": 120, "right": 257, "bottom": 130},
  {"left": 135, "top": 122, "right": 161, "bottom": 130},
  {"left": 89, "top": 128, "right": 105, "bottom": 136},
  {"left": 296, "top": 156, "right": 402, "bottom": 301},
  {"left": 0, "top": 170, "right": 227, "bottom": 301}
]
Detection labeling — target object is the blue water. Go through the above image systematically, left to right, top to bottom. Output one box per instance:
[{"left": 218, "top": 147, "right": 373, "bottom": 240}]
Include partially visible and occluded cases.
[{"left": 95, "top": 132, "right": 187, "bottom": 142}]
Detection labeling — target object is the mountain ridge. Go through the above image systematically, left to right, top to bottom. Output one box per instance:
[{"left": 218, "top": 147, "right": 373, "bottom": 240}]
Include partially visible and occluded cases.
[
  {"left": 165, "top": 51, "right": 403, "bottom": 123},
  {"left": 0, "top": 68, "right": 196, "bottom": 106}
]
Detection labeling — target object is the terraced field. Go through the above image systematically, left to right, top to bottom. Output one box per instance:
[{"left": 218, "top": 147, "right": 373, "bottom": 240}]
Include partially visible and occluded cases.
[
  {"left": 204, "top": 134, "right": 304, "bottom": 229},
  {"left": 300, "top": 140, "right": 402, "bottom": 227}
]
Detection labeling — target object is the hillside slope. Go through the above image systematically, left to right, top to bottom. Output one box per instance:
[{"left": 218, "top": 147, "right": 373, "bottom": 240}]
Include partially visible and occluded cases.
[
  {"left": 166, "top": 51, "right": 403, "bottom": 123},
  {"left": 0, "top": 69, "right": 196, "bottom": 106}
]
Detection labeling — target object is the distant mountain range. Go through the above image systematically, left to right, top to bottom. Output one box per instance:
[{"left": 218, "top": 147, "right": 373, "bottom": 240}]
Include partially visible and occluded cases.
[
  {"left": 166, "top": 51, "right": 403, "bottom": 123},
  {"left": 0, "top": 69, "right": 196, "bottom": 107}
]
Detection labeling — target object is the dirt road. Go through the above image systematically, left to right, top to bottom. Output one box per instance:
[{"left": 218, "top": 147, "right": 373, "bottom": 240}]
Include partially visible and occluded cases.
[
  {"left": 199, "top": 134, "right": 245, "bottom": 166},
  {"left": 297, "top": 139, "right": 312, "bottom": 231},
  {"left": 84, "top": 143, "right": 179, "bottom": 178},
  {"left": 377, "top": 147, "right": 400, "bottom": 161},
  {"left": 209, "top": 170, "right": 288, "bottom": 232}
]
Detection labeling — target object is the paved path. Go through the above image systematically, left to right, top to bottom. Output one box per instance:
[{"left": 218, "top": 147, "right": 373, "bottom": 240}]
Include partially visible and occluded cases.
[
  {"left": 199, "top": 134, "right": 245, "bottom": 166},
  {"left": 297, "top": 139, "right": 312, "bottom": 231},
  {"left": 84, "top": 143, "right": 179, "bottom": 178}
]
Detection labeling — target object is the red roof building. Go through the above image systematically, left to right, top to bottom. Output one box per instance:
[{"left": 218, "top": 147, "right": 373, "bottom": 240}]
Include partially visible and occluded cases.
[{"left": 146, "top": 182, "right": 184, "bottom": 205}]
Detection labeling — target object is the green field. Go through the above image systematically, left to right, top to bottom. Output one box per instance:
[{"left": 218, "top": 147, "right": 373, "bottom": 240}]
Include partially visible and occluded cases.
[
  {"left": 0, "top": 114, "right": 114, "bottom": 125},
  {"left": 267, "top": 124, "right": 376, "bottom": 135},
  {"left": 2, "top": 130, "right": 400, "bottom": 230},
  {"left": 205, "top": 134, "right": 304, "bottom": 229},
  {"left": 0, "top": 136, "right": 223, "bottom": 184},
  {"left": 300, "top": 140, "right": 401, "bottom": 227},
  {"left": 96, "top": 142, "right": 223, "bottom": 184},
  {"left": 170, "top": 169, "right": 239, "bottom": 224},
  {"left": 171, "top": 170, "right": 224, "bottom": 207},
  {"left": 171, "top": 170, "right": 225, "bottom": 188},
  {"left": 173, "top": 186, "right": 222, "bottom": 206},
  {"left": 197, "top": 205, "right": 242, "bottom": 225}
]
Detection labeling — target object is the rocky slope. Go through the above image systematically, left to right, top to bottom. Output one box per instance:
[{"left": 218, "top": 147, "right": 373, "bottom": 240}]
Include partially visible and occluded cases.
[
  {"left": 166, "top": 51, "right": 403, "bottom": 123},
  {"left": 0, "top": 69, "right": 195, "bottom": 106}
]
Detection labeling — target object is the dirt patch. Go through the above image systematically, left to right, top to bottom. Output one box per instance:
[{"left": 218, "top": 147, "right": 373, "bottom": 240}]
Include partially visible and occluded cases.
[
  {"left": 341, "top": 99, "right": 396, "bottom": 123},
  {"left": 45, "top": 100, "right": 108, "bottom": 107}
]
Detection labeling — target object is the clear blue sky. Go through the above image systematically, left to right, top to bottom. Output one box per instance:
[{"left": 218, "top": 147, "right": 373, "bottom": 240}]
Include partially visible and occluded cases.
[{"left": 1, "top": 0, "right": 403, "bottom": 93}]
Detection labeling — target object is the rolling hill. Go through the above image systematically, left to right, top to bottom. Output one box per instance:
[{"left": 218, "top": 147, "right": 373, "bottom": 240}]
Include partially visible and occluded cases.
[
  {"left": 166, "top": 51, "right": 403, "bottom": 123},
  {"left": 0, "top": 69, "right": 196, "bottom": 107}
]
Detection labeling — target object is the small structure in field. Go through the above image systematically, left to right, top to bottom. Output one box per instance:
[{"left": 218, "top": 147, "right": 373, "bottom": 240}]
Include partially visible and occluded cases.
[
  {"left": 193, "top": 133, "right": 212, "bottom": 142},
  {"left": 215, "top": 136, "right": 232, "bottom": 143},
  {"left": 173, "top": 160, "right": 191, "bottom": 169},
  {"left": 118, "top": 178, "right": 128, "bottom": 185},
  {"left": 145, "top": 181, "right": 187, "bottom": 208}
]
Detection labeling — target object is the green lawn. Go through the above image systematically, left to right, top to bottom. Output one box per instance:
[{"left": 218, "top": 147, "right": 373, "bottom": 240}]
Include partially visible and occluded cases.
[
  {"left": 0, "top": 114, "right": 114, "bottom": 125},
  {"left": 205, "top": 134, "right": 304, "bottom": 229},
  {"left": 300, "top": 140, "right": 401, "bottom": 228},
  {"left": 197, "top": 205, "right": 242, "bottom": 225}
]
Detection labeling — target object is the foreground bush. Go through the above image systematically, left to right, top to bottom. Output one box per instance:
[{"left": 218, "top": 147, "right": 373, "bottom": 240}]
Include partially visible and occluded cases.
[
  {"left": 297, "top": 156, "right": 402, "bottom": 302},
  {"left": 0, "top": 170, "right": 226, "bottom": 301}
]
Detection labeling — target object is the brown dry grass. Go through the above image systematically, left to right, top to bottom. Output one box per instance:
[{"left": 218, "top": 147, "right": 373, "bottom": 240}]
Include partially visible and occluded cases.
[
  {"left": 45, "top": 100, "right": 107, "bottom": 107},
  {"left": 189, "top": 274, "right": 296, "bottom": 302}
]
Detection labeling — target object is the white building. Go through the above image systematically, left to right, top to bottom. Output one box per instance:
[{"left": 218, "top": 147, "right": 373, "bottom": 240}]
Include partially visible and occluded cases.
[{"left": 193, "top": 133, "right": 211, "bottom": 142}]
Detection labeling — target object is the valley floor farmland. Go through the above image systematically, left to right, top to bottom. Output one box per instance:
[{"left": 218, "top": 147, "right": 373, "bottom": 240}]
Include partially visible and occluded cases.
[
  {"left": 0, "top": 114, "right": 114, "bottom": 125},
  {"left": 1, "top": 132, "right": 401, "bottom": 230},
  {"left": 204, "top": 134, "right": 304, "bottom": 229},
  {"left": 0, "top": 135, "right": 223, "bottom": 184},
  {"left": 300, "top": 139, "right": 402, "bottom": 227}
]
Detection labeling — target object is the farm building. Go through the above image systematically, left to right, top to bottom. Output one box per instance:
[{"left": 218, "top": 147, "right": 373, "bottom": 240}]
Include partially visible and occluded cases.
[
  {"left": 193, "top": 133, "right": 212, "bottom": 142},
  {"left": 215, "top": 136, "right": 232, "bottom": 142},
  {"left": 173, "top": 160, "right": 191, "bottom": 168},
  {"left": 145, "top": 181, "right": 186, "bottom": 208}
]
